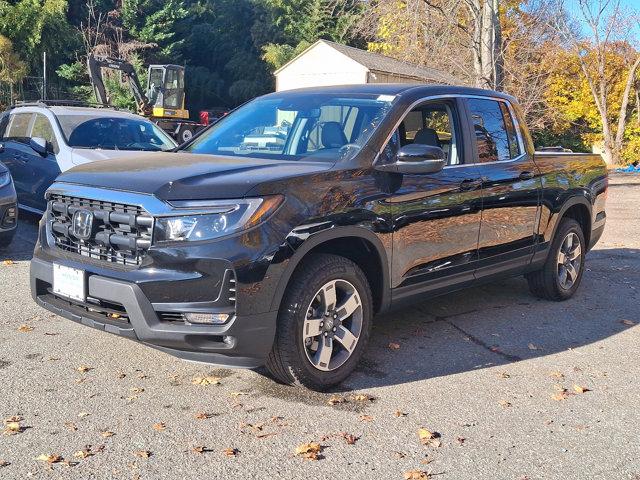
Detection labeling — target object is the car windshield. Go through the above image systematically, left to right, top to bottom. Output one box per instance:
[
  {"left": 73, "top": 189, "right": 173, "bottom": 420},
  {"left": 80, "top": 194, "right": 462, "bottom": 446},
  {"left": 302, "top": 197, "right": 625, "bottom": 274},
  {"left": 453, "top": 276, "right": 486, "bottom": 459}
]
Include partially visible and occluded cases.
[
  {"left": 184, "top": 93, "right": 396, "bottom": 162},
  {"left": 57, "top": 115, "right": 176, "bottom": 152}
]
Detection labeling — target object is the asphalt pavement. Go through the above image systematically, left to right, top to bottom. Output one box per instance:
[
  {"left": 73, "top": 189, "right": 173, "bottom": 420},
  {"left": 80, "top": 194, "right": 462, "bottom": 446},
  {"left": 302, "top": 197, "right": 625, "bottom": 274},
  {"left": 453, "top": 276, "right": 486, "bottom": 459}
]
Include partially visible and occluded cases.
[{"left": 0, "top": 174, "right": 638, "bottom": 479}]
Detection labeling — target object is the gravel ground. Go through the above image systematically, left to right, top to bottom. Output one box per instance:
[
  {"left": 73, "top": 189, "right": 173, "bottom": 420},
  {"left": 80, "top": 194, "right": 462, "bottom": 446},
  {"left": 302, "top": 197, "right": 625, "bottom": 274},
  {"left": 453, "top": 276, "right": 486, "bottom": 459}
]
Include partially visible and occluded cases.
[{"left": 0, "top": 174, "right": 638, "bottom": 480}]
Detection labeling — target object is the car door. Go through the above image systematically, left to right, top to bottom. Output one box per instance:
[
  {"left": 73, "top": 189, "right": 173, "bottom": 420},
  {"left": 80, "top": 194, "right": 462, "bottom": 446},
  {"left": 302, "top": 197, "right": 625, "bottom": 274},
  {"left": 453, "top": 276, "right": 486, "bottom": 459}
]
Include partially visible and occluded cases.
[
  {"left": 464, "top": 97, "right": 541, "bottom": 278},
  {"left": 378, "top": 98, "right": 484, "bottom": 303},
  {"left": 0, "top": 112, "right": 35, "bottom": 208},
  {"left": 26, "top": 114, "right": 62, "bottom": 212}
]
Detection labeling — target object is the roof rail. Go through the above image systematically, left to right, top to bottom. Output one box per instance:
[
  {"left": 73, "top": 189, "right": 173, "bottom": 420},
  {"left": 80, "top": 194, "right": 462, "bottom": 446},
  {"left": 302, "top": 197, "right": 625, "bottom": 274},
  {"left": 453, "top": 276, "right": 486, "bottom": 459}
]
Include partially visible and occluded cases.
[{"left": 11, "top": 99, "right": 121, "bottom": 110}]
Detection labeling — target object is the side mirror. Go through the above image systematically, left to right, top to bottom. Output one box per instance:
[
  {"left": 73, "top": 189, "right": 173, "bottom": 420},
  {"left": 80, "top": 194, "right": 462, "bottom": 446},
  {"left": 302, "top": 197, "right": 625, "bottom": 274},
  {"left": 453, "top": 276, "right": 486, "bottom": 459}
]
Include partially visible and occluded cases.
[
  {"left": 29, "top": 137, "right": 48, "bottom": 157},
  {"left": 376, "top": 144, "right": 446, "bottom": 174}
]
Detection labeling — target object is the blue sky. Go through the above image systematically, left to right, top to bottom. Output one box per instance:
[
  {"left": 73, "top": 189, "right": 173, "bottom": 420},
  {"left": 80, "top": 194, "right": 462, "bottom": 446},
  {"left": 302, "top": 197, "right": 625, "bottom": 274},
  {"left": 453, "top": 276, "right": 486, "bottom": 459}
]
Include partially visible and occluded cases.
[{"left": 565, "top": 0, "right": 640, "bottom": 40}]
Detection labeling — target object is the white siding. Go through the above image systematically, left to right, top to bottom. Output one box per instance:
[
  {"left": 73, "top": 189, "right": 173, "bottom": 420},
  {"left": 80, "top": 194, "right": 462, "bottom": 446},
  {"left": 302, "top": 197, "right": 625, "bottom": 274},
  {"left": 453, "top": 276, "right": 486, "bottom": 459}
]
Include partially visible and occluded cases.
[{"left": 275, "top": 42, "right": 368, "bottom": 92}]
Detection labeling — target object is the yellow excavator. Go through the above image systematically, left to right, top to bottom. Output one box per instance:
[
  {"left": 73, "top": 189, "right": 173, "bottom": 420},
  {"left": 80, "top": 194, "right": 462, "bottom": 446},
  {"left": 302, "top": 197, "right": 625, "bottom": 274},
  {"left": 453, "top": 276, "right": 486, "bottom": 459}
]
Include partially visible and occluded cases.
[{"left": 87, "top": 54, "right": 201, "bottom": 143}]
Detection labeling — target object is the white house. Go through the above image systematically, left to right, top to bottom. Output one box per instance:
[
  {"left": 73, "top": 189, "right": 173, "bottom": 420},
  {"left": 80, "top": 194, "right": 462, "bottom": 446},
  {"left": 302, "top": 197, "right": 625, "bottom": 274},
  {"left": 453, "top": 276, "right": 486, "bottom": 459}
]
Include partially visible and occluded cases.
[{"left": 274, "top": 40, "right": 460, "bottom": 92}]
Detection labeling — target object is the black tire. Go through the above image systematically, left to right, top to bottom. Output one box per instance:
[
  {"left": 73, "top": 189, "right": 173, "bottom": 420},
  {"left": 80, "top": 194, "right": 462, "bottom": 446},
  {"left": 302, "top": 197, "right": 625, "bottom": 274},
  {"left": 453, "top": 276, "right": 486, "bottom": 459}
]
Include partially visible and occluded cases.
[
  {"left": 177, "top": 125, "right": 194, "bottom": 144},
  {"left": 526, "top": 218, "right": 586, "bottom": 301},
  {"left": 266, "top": 253, "right": 373, "bottom": 391}
]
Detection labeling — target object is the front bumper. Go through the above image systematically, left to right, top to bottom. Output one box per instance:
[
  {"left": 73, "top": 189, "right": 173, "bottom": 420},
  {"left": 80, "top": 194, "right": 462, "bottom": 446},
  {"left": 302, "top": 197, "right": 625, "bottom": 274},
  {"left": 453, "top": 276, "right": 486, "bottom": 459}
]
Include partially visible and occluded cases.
[{"left": 30, "top": 257, "right": 278, "bottom": 368}]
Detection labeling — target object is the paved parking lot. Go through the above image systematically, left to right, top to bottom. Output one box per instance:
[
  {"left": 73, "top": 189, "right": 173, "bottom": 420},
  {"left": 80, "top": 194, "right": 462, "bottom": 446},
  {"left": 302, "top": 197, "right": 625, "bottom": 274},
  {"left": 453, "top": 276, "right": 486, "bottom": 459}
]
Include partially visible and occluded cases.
[{"left": 0, "top": 174, "right": 638, "bottom": 479}]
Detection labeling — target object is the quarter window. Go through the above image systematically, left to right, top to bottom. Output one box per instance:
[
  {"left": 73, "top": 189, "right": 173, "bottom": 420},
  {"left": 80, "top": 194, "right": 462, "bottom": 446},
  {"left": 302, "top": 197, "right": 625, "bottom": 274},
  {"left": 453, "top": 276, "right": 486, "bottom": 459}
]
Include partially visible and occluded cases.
[
  {"left": 468, "top": 99, "right": 519, "bottom": 163},
  {"left": 31, "top": 114, "right": 59, "bottom": 153}
]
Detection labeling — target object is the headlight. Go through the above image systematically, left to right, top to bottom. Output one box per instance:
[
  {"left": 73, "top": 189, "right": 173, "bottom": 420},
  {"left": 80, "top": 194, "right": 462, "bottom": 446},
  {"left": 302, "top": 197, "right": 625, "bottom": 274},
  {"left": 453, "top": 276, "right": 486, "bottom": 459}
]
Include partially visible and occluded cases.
[
  {"left": 0, "top": 172, "right": 11, "bottom": 189},
  {"left": 153, "top": 196, "right": 283, "bottom": 244}
]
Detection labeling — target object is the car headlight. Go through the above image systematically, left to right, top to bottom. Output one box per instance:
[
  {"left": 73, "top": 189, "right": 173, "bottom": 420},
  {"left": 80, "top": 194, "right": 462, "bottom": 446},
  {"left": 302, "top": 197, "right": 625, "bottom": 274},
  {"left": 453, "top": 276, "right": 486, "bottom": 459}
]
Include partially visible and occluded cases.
[
  {"left": 0, "top": 172, "right": 11, "bottom": 189},
  {"left": 153, "top": 196, "right": 283, "bottom": 244}
]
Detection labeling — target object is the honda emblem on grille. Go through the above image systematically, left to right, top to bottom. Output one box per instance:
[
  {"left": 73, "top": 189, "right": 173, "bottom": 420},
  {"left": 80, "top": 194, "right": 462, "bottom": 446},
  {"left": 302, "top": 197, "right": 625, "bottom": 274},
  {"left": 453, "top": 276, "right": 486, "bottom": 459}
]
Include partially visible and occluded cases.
[{"left": 71, "top": 209, "right": 94, "bottom": 240}]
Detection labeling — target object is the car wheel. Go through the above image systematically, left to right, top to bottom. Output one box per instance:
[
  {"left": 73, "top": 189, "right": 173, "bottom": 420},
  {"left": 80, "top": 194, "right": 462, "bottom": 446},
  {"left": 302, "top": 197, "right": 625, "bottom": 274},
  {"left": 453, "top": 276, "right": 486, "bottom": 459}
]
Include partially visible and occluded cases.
[
  {"left": 526, "top": 218, "right": 586, "bottom": 301},
  {"left": 266, "top": 253, "right": 372, "bottom": 391}
]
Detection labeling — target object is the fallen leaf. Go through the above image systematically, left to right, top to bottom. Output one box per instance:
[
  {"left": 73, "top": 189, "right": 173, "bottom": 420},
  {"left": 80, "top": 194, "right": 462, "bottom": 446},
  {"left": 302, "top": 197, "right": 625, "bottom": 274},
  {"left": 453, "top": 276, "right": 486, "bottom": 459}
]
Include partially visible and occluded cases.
[
  {"left": 3, "top": 260, "right": 14, "bottom": 266},
  {"left": 621, "top": 319, "right": 635, "bottom": 326},
  {"left": 17, "top": 325, "right": 34, "bottom": 333},
  {"left": 388, "top": 342, "right": 401, "bottom": 350},
  {"left": 77, "top": 365, "right": 92, "bottom": 373},
  {"left": 549, "top": 371, "right": 565, "bottom": 380},
  {"left": 497, "top": 372, "right": 511, "bottom": 379},
  {"left": 117, "top": 373, "right": 126, "bottom": 379},
  {"left": 191, "top": 376, "right": 221, "bottom": 386},
  {"left": 573, "top": 385, "right": 590, "bottom": 394},
  {"left": 130, "top": 387, "right": 145, "bottom": 394},
  {"left": 552, "top": 390, "right": 570, "bottom": 401},
  {"left": 230, "top": 392, "right": 249, "bottom": 397},
  {"left": 352, "top": 394, "right": 374, "bottom": 402},
  {"left": 327, "top": 395, "right": 346, "bottom": 406},
  {"left": 498, "top": 400, "right": 512, "bottom": 408},
  {"left": 394, "top": 410, "right": 408, "bottom": 417},
  {"left": 78, "top": 412, "right": 90, "bottom": 418},
  {"left": 195, "top": 412, "right": 212, "bottom": 420},
  {"left": 359, "top": 415, "right": 374, "bottom": 422},
  {"left": 3, "top": 422, "right": 22, "bottom": 435},
  {"left": 64, "top": 422, "right": 77, "bottom": 432},
  {"left": 152, "top": 423, "right": 166, "bottom": 432},
  {"left": 418, "top": 428, "right": 441, "bottom": 447},
  {"left": 100, "top": 431, "right": 115, "bottom": 438},
  {"left": 342, "top": 433, "right": 359, "bottom": 445},
  {"left": 456, "top": 436, "right": 466, "bottom": 445},
  {"left": 294, "top": 442, "right": 322, "bottom": 460},
  {"left": 191, "top": 446, "right": 207, "bottom": 454},
  {"left": 222, "top": 448, "right": 239, "bottom": 457},
  {"left": 73, "top": 449, "right": 93, "bottom": 459},
  {"left": 133, "top": 450, "right": 151, "bottom": 459},
  {"left": 394, "top": 452, "right": 406, "bottom": 459},
  {"left": 36, "top": 454, "right": 63, "bottom": 464},
  {"left": 0, "top": 460, "right": 9, "bottom": 467},
  {"left": 404, "top": 470, "right": 430, "bottom": 479}
]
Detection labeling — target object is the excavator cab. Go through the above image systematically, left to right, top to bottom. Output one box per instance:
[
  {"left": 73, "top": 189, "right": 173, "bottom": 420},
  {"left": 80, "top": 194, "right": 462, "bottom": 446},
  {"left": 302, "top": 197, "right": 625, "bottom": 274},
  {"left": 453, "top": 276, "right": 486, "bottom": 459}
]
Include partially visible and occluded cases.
[{"left": 146, "top": 65, "right": 189, "bottom": 120}]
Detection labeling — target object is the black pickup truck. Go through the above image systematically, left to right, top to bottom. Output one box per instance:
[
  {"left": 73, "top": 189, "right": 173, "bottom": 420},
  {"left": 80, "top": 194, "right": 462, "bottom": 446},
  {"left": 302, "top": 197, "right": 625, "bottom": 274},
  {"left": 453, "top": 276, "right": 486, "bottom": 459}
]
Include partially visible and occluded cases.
[{"left": 30, "top": 85, "right": 607, "bottom": 390}]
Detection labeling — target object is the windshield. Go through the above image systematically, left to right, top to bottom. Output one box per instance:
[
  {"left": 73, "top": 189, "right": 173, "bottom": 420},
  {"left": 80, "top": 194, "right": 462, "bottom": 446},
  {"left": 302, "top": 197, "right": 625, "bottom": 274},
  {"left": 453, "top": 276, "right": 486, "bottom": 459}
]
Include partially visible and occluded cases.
[
  {"left": 184, "top": 93, "right": 395, "bottom": 162},
  {"left": 57, "top": 115, "right": 176, "bottom": 152}
]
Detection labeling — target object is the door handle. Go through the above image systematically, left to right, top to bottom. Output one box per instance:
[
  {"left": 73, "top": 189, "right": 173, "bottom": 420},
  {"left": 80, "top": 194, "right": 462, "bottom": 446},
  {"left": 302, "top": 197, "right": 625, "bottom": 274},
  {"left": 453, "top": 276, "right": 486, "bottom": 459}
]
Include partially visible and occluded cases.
[
  {"left": 519, "top": 171, "right": 535, "bottom": 180},
  {"left": 460, "top": 178, "right": 482, "bottom": 191}
]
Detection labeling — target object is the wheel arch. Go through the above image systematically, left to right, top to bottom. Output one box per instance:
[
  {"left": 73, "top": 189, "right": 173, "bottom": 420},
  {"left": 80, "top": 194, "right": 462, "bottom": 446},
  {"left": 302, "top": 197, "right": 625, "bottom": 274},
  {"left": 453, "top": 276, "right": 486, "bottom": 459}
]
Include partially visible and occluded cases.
[
  {"left": 554, "top": 196, "right": 592, "bottom": 248},
  {"left": 269, "top": 227, "right": 391, "bottom": 315}
]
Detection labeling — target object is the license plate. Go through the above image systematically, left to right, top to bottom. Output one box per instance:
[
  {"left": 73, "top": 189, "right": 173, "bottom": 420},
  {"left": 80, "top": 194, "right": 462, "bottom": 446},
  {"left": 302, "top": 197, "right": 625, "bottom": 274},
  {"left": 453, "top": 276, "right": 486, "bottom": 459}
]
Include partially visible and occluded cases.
[{"left": 53, "top": 264, "right": 86, "bottom": 302}]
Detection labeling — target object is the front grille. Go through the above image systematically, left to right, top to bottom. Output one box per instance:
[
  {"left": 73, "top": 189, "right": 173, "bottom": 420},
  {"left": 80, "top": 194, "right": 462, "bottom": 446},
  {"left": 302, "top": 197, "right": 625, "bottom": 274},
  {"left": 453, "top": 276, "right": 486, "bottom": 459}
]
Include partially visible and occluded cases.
[{"left": 48, "top": 194, "right": 153, "bottom": 266}]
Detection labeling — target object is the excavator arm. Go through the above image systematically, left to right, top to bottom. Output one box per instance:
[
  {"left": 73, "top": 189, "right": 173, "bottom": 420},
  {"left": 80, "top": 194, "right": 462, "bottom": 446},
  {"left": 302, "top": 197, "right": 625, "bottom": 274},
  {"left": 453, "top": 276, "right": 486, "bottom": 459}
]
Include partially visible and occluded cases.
[{"left": 87, "top": 54, "right": 151, "bottom": 115}]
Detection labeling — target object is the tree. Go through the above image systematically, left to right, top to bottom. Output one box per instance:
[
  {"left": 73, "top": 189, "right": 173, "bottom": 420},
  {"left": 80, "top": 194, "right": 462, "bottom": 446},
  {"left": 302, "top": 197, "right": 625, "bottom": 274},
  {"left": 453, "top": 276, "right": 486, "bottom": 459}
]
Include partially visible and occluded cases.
[{"left": 552, "top": 0, "right": 640, "bottom": 164}]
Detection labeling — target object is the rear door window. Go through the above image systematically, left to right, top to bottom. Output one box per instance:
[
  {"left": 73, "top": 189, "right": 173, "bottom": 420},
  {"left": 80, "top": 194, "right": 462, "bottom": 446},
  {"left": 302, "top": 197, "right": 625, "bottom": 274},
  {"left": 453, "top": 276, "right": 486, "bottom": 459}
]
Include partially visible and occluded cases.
[
  {"left": 467, "top": 99, "right": 512, "bottom": 163},
  {"left": 5, "top": 113, "right": 34, "bottom": 143}
]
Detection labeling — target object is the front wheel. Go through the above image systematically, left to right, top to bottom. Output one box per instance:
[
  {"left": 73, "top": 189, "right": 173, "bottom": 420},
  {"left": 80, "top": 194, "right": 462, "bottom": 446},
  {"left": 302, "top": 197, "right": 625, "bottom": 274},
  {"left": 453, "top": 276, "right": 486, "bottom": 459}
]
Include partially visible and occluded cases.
[
  {"left": 526, "top": 218, "right": 586, "bottom": 301},
  {"left": 266, "top": 254, "right": 372, "bottom": 390}
]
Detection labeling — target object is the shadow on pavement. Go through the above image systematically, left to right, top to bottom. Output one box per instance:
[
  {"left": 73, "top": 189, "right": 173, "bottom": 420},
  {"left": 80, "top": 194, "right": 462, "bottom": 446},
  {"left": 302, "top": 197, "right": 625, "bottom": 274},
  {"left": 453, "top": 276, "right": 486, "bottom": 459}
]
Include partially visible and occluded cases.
[
  {"left": 0, "top": 214, "right": 40, "bottom": 261},
  {"left": 339, "top": 247, "right": 639, "bottom": 391}
]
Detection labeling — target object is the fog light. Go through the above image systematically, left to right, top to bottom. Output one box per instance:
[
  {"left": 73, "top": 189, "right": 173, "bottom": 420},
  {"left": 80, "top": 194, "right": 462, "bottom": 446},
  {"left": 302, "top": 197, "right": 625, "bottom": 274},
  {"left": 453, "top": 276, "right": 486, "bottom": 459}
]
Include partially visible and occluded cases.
[
  {"left": 2, "top": 207, "right": 16, "bottom": 227},
  {"left": 185, "top": 312, "right": 230, "bottom": 325}
]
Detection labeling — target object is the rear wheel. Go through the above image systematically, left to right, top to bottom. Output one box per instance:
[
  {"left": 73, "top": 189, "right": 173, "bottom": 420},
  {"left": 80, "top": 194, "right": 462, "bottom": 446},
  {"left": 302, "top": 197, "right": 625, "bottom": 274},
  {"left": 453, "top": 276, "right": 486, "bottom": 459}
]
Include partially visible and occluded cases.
[
  {"left": 526, "top": 218, "right": 586, "bottom": 301},
  {"left": 266, "top": 254, "right": 372, "bottom": 390}
]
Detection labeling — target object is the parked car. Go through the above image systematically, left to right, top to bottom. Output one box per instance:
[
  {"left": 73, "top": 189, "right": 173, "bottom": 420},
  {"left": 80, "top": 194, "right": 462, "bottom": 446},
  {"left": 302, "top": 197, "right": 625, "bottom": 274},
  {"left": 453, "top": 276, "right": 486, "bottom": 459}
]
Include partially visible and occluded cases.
[
  {"left": 30, "top": 85, "right": 608, "bottom": 390},
  {"left": 0, "top": 103, "right": 177, "bottom": 214},
  {"left": 0, "top": 162, "right": 17, "bottom": 248}
]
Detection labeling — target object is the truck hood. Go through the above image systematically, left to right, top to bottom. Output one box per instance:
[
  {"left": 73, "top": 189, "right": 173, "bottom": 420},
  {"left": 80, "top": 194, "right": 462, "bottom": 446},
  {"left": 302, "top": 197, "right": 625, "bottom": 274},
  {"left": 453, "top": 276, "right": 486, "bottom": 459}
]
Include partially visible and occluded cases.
[{"left": 57, "top": 152, "right": 333, "bottom": 200}]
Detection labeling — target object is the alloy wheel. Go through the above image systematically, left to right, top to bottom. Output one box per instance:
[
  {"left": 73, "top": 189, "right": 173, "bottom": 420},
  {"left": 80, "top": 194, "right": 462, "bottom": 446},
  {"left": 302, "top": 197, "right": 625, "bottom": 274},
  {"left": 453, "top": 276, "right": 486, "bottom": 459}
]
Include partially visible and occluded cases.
[
  {"left": 557, "top": 232, "right": 582, "bottom": 290},
  {"left": 302, "top": 279, "right": 363, "bottom": 372}
]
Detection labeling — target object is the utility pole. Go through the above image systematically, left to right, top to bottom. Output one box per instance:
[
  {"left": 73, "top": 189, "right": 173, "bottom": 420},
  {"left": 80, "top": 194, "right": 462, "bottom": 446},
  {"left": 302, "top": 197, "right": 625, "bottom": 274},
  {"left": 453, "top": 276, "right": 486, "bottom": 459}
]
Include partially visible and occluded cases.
[{"left": 42, "top": 51, "right": 47, "bottom": 101}]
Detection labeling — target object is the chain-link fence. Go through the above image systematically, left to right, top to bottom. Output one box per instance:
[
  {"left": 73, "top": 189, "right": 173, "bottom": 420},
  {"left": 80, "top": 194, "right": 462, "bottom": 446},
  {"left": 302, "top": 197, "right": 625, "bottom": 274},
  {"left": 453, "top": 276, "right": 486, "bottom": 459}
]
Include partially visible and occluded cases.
[{"left": 0, "top": 76, "right": 75, "bottom": 109}]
